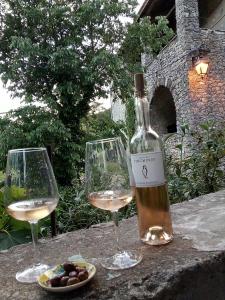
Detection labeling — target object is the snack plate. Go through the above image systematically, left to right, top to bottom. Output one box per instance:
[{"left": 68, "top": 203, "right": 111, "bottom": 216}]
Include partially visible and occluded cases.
[{"left": 37, "top": 261, "right": 96, "bottom": 293}]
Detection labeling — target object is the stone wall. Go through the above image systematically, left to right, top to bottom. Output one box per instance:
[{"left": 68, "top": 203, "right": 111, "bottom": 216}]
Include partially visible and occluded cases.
[
  {"left": 143, "top": 0, "right": 225, "bottom": 135},
  {"left": 176, "top": 0, "right": 200, "bottom": 51},
  {"left": 188, "top": 29, "right": 225, "bottom": 124},
  {"left": 143, "top": 36, "right": 189, "bottom": 135},
  {"left": 143, "top": 37, "right": 193, "bottom": 134},
  {"left": 2, "top": 190, "right": 225, "bottom": 299}
]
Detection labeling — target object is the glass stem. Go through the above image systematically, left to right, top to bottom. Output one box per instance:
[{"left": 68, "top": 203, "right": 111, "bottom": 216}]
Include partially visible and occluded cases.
[
  {"left": 112, "top": 211, "right": 120, "bottom": 252},
  {"left": 29, "top": 221, "right": 40, "bottom": 265}
]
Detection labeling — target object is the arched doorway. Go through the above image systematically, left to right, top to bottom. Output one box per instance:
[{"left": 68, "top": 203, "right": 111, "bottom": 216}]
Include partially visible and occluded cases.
[{"left": 150, "top": 86, "right": 177, "bottom": 135}]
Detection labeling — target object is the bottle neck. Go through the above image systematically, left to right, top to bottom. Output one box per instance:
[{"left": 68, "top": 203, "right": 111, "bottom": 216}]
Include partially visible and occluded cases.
[{"left": 135, "top": 95, "right": 151, "bottom": 131}]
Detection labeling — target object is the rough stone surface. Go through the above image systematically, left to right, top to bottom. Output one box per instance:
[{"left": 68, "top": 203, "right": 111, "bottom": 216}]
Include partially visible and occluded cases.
[
  {"left": 143, "top": 0, "right": 225, "bottom": 135},
  {"left": 1, "top": 190, "right": 225, "bottom": 299},
  {"left": 173, "top": 190, "right": 225, "bottom": 251}
]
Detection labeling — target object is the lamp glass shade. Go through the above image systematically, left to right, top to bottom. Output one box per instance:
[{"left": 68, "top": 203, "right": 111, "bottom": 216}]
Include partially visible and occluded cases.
[{"left": 195, "top": 58, "right": 209, "bottom": 77}]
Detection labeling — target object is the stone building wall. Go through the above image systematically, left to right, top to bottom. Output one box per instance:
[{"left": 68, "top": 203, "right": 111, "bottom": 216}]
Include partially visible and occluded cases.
[
  {"left": 143, "top": 0, "right": 225, "bottom": 135},
  {"left": 188, "top": 29, "right": 225, "bottom": 125},
  {"left": 143, "top": 36, "right": 189, "bottom": 134}
]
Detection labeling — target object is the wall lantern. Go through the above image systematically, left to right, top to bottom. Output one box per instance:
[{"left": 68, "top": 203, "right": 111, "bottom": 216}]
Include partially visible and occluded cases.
[
  {"left": 192, "top": 48, "right": 210, "bottom": 79},
  {"left": 194, "top": 56, "right": 209, "bottom": 78}
]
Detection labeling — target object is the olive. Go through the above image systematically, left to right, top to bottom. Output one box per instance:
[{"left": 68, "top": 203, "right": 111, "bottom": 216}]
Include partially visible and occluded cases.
[
  {"left": 63, "top": 262, "right": 75, "bottom": 272},
  {"left": 76, "top": 266, "right": 86, "bottom": 273},
  {"left": 78, "top": 270, "right": 88, "bottom": 281},
  {"left": 69, "top": 271, "right": 77, "bottom": 277},
  {"left": 50, "top": 276, "right": 61, "bottom": 287},
  {"left": 60, "top": 276, "right": 69, "bottom": 287},
  {"left": 67, "top": 277, "right": 80, "bottom": 286}
]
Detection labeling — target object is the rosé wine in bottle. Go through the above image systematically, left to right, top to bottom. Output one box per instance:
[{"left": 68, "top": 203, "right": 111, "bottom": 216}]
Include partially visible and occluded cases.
[{"left": 130, "top": 73, "right": 173, "bottom": 245}]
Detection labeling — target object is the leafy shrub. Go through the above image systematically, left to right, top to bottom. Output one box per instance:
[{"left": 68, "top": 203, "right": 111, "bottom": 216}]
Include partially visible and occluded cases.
[
  {"left": 0, "top": 105, "right": 78, "bottom": 186},
  {"left": 81, "top": 110, "right": 125, "bottom": 143},
  {"left": 167, "top": 121, "right": 225, "bottom": 203},
  {"left": 0, "top": 171, "right": 49, "bottom": 250},
  {"left": 0, "top": 171, "right": 10, "bottom": 234},
  {"left": 56, "top": 184, "right": 136, "bottom": 233},
  {"left": 57, "top": 185, "right": 109, "bottom": 232},
  {"left": 0, "top": 189, "right": 32, "bottom": 251}
]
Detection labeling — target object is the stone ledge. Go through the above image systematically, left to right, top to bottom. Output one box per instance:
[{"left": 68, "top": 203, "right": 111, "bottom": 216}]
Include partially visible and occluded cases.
[{"left": 1, "top": 190, "right": 225, "bottom": 300}]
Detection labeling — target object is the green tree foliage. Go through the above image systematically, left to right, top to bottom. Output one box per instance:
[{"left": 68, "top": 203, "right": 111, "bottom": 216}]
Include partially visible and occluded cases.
[
  {"left": 0, "top": 0, "right": 173, "bottom": 184},
  {"left": 0, "top": 0, "right": 136, "bottom": 184},
  {"left": 121, "top": 16, "right": 174, "bottom": 69},
  {"left": 0, "top": 105, "right": 82, "bottom": 183},
  {"left": 0, "top": 107, "right": 124, "bottom": 183},
  {"left": 81, "top": 109, "right": 124, "bottom": 142}
]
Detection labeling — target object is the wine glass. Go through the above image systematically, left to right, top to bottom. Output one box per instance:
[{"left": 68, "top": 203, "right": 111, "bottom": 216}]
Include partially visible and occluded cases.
[
  {"left": 85, "top": 137, "right": 142, "bottom": 270},
  {"left": 4, "top": 148, "right": 59, "bottom": 283}
]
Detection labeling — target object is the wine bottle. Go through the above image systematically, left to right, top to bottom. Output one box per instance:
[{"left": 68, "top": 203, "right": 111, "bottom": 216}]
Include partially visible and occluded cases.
[{"left": 130, "top": 73, "right": 173, "bottom": 245}]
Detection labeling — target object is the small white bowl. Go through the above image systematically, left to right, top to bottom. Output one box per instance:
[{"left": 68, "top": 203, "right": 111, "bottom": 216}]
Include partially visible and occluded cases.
[{"left": 37, "top": 261, "right": 96, "bottom": 293}]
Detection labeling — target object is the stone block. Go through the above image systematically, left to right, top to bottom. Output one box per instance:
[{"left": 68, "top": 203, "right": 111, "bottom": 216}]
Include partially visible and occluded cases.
[{"left": 1, "top": 190, "right": 225, "bottom": 299}]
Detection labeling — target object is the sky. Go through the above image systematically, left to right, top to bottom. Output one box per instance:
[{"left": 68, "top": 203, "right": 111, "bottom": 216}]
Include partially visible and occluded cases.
[
  {"left": 0, "top": 0, "right": 144, "bottom": 113},
  {"left": 0, "top": 81, "right": 22, "bottom": 114}
]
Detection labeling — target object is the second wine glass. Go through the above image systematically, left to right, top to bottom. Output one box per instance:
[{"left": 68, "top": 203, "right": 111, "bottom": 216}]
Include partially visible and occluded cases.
[{"left": 85, "top": 137, "right": 142, "bottom": 270}]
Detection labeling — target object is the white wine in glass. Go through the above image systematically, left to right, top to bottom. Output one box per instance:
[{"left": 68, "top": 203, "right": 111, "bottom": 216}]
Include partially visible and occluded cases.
[
  {"left": 85, "top": 137, "right": 142, "bottom": 270},
  {"left": 4, "top": 148, "right": 59, "bottom": 283},
  {"left": 88, "top": 190, "right": 133, "bottom": 211}
]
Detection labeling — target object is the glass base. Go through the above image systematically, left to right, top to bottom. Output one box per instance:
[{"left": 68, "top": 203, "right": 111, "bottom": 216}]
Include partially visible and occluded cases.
[
  {"left": 141, "top": 226, "right": 173, "bottom": 246},
  {"left": 101, "top": 250, "right": 142, "bottom": 270},
  {"left": 16, "top": 263, "right": 50, "bottom": 283}
]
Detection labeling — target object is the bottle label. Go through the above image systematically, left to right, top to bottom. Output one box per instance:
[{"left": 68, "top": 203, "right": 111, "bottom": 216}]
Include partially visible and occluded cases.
[{"left": 130, "top": 151, "right": 166, "bottom": 187}]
